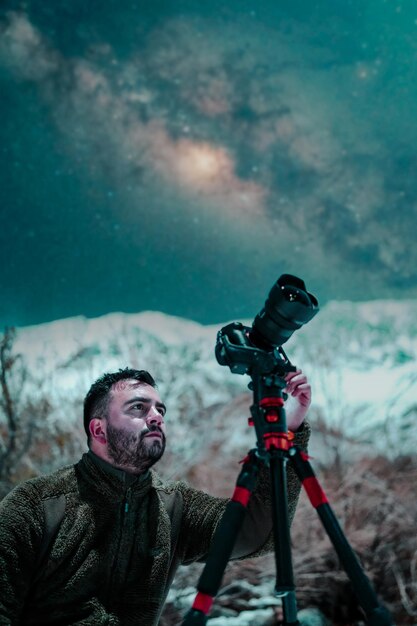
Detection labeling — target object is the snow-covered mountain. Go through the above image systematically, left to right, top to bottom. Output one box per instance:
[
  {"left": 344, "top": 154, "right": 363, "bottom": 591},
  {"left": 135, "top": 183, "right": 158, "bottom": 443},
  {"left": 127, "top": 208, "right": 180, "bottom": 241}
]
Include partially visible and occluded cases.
[{"left": 10, "top": 300, "right": 417, "bottom": 467}]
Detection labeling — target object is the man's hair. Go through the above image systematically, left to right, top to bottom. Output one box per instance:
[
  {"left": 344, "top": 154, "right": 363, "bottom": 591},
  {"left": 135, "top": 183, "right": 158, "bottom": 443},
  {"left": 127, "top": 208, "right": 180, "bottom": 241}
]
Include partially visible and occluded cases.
[{"left": 83, "top": 368, "right": 156, "bottom": 442}]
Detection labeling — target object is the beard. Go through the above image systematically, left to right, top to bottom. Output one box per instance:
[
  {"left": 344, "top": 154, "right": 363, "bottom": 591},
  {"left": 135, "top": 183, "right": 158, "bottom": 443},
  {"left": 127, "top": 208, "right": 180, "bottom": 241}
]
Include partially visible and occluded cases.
[{"left": 106, "top": 423, "right": 166, "bottom": 471}]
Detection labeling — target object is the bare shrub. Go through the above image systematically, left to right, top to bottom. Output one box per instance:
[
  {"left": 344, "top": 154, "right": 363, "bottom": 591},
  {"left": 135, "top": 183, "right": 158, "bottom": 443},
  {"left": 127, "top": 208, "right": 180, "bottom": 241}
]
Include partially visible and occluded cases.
[
  {"left": 0, "top": 327, "right": 50, "bottom": 492},
  {"left": 0, "top": 328, "right": 84, "bottom": 497}
]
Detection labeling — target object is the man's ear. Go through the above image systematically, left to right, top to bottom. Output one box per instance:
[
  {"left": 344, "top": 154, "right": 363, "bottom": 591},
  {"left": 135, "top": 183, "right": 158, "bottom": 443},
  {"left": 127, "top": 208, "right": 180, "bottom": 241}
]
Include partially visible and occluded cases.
[{"left": 89, "top": 418, "right": 107, "bottom": 444}]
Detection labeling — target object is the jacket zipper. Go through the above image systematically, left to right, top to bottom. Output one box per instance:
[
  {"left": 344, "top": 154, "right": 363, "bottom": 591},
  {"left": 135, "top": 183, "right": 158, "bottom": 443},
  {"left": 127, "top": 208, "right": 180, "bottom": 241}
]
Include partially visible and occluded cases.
[{"left": 107, "top": 487, "right": 132, "bottom": 602}]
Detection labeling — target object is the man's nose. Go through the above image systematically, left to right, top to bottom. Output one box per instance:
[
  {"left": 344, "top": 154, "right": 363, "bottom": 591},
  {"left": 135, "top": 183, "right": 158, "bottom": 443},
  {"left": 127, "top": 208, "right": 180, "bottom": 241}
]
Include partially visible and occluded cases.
[{"left": 147, "top": 406, "right": 163, "bottom": 425}]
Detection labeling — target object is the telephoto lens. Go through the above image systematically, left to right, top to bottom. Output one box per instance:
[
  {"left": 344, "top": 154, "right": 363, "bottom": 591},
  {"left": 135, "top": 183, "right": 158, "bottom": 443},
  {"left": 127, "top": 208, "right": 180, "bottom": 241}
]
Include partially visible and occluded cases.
[{"left": 250, "top": 274, "right": 319, "bottom": 350}]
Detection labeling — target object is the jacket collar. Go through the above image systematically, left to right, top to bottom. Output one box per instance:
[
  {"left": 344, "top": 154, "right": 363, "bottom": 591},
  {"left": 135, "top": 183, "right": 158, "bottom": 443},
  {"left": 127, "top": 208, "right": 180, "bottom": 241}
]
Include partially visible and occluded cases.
[
  {"left": 86, "top": 450, "right": 150, "bottom": 487},
  {"left": 75, "top": 451, "right": 154, "bottom": 499}
]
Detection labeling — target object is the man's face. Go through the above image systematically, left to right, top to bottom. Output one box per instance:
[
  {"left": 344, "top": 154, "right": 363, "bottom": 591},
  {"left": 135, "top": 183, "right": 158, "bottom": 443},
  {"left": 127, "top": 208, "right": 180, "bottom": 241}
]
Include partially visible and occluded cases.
[{"left": 104, "top": 380, "right": 167, "bottom": 472}]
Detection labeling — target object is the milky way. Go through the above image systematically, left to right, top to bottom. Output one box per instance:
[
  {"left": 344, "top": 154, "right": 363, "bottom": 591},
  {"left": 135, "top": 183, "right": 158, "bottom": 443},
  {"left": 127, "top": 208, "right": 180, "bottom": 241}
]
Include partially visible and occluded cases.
[{"left": 1, "top": 0, "right": 417, "bottom": 327}]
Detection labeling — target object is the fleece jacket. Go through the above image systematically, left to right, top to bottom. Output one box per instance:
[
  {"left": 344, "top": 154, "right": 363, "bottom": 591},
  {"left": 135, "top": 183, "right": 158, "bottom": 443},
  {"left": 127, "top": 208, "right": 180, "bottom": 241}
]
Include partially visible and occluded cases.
[{"left": 0, "top": 423, "right": 310, "bottom": 625}]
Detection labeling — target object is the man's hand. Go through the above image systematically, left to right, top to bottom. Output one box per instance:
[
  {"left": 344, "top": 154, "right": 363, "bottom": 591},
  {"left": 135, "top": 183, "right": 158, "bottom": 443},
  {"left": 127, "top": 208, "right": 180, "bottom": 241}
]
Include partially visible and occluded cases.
[{"left": 283, "top": 368, "right": 311, "bottom": 432}]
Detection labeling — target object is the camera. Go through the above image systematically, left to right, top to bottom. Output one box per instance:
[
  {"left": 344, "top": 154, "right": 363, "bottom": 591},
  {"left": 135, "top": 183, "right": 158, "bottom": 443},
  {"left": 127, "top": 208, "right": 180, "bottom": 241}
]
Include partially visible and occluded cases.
[{"left": 215, "top": 274, "right": 319, "bottom": 375}]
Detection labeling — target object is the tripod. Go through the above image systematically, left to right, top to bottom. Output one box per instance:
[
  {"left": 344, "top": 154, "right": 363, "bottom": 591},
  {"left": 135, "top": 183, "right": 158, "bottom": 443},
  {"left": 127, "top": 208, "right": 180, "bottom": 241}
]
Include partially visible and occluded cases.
[{"left": 181, "top": 358, "right": 393, "bottom": 626}]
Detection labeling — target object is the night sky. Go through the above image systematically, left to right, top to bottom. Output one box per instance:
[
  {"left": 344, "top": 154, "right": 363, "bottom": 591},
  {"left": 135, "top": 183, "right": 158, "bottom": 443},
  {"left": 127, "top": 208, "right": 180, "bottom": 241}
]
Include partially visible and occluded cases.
[{"left": 1, "top": 0, "right": 417, "bottom": 328}]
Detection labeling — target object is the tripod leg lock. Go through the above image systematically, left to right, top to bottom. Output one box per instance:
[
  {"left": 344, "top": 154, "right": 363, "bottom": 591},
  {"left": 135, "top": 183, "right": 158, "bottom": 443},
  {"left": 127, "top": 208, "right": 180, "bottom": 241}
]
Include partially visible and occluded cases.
[
  {"left": 231, "top": 486, "right": 251, "bottom": 507},
  {"left": 192, "top": 592, "right": 213, "bottom": 614}
]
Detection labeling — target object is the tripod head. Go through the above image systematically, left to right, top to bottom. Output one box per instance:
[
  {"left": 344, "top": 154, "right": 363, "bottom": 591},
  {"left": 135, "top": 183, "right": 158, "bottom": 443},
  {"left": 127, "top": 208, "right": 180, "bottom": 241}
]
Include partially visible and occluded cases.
[
  {"left": 215, "top": 321, "right": 296, "bottom": 377},
  {"left": 215, "top": 321, "right": 295, "bottom": 456}
]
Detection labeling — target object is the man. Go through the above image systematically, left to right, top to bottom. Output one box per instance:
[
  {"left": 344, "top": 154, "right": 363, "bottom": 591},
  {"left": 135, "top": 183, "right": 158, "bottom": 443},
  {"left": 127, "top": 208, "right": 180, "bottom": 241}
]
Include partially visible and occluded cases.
[{"left": 0, "top": 366, "right": 311, "bottom": 626}]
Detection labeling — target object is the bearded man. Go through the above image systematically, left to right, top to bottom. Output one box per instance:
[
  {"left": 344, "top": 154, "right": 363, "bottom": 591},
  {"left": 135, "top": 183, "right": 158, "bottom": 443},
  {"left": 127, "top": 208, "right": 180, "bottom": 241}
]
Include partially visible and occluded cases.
[{"left": 0, "top": 367, "right": 311, "bottom": 626}]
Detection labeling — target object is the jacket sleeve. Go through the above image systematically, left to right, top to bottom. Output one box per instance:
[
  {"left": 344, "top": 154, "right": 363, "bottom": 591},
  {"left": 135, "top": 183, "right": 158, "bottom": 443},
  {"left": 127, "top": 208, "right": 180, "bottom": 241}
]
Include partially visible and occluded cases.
[
  {"left": 177, "top": 421, "right": 311, "bottom": 565},
  {"left": 0, "top": 482, "right": 44, "bottom": 624}
]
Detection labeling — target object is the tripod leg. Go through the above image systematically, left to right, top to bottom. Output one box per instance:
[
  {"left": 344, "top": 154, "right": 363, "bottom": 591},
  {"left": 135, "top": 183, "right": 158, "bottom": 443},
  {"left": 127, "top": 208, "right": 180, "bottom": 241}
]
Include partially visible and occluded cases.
[
  {"left": 288, "top": 446, "right": 393, "bottom": 626},
  {"left": 181, "top": 451, "right": 261, "bottom": 626},
  {"left": 269, "top": 453, "right": 299, "bottom": 625}
]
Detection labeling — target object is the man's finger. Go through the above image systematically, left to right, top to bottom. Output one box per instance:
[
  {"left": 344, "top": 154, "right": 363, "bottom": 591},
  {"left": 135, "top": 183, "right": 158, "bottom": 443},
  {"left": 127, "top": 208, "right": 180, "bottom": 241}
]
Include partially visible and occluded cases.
[
  {"left": 285, "top": 376, "right": 308, "bottom": 393},
  {"left": 290, "top": 383, "right": 311, "bottom": 397}
]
